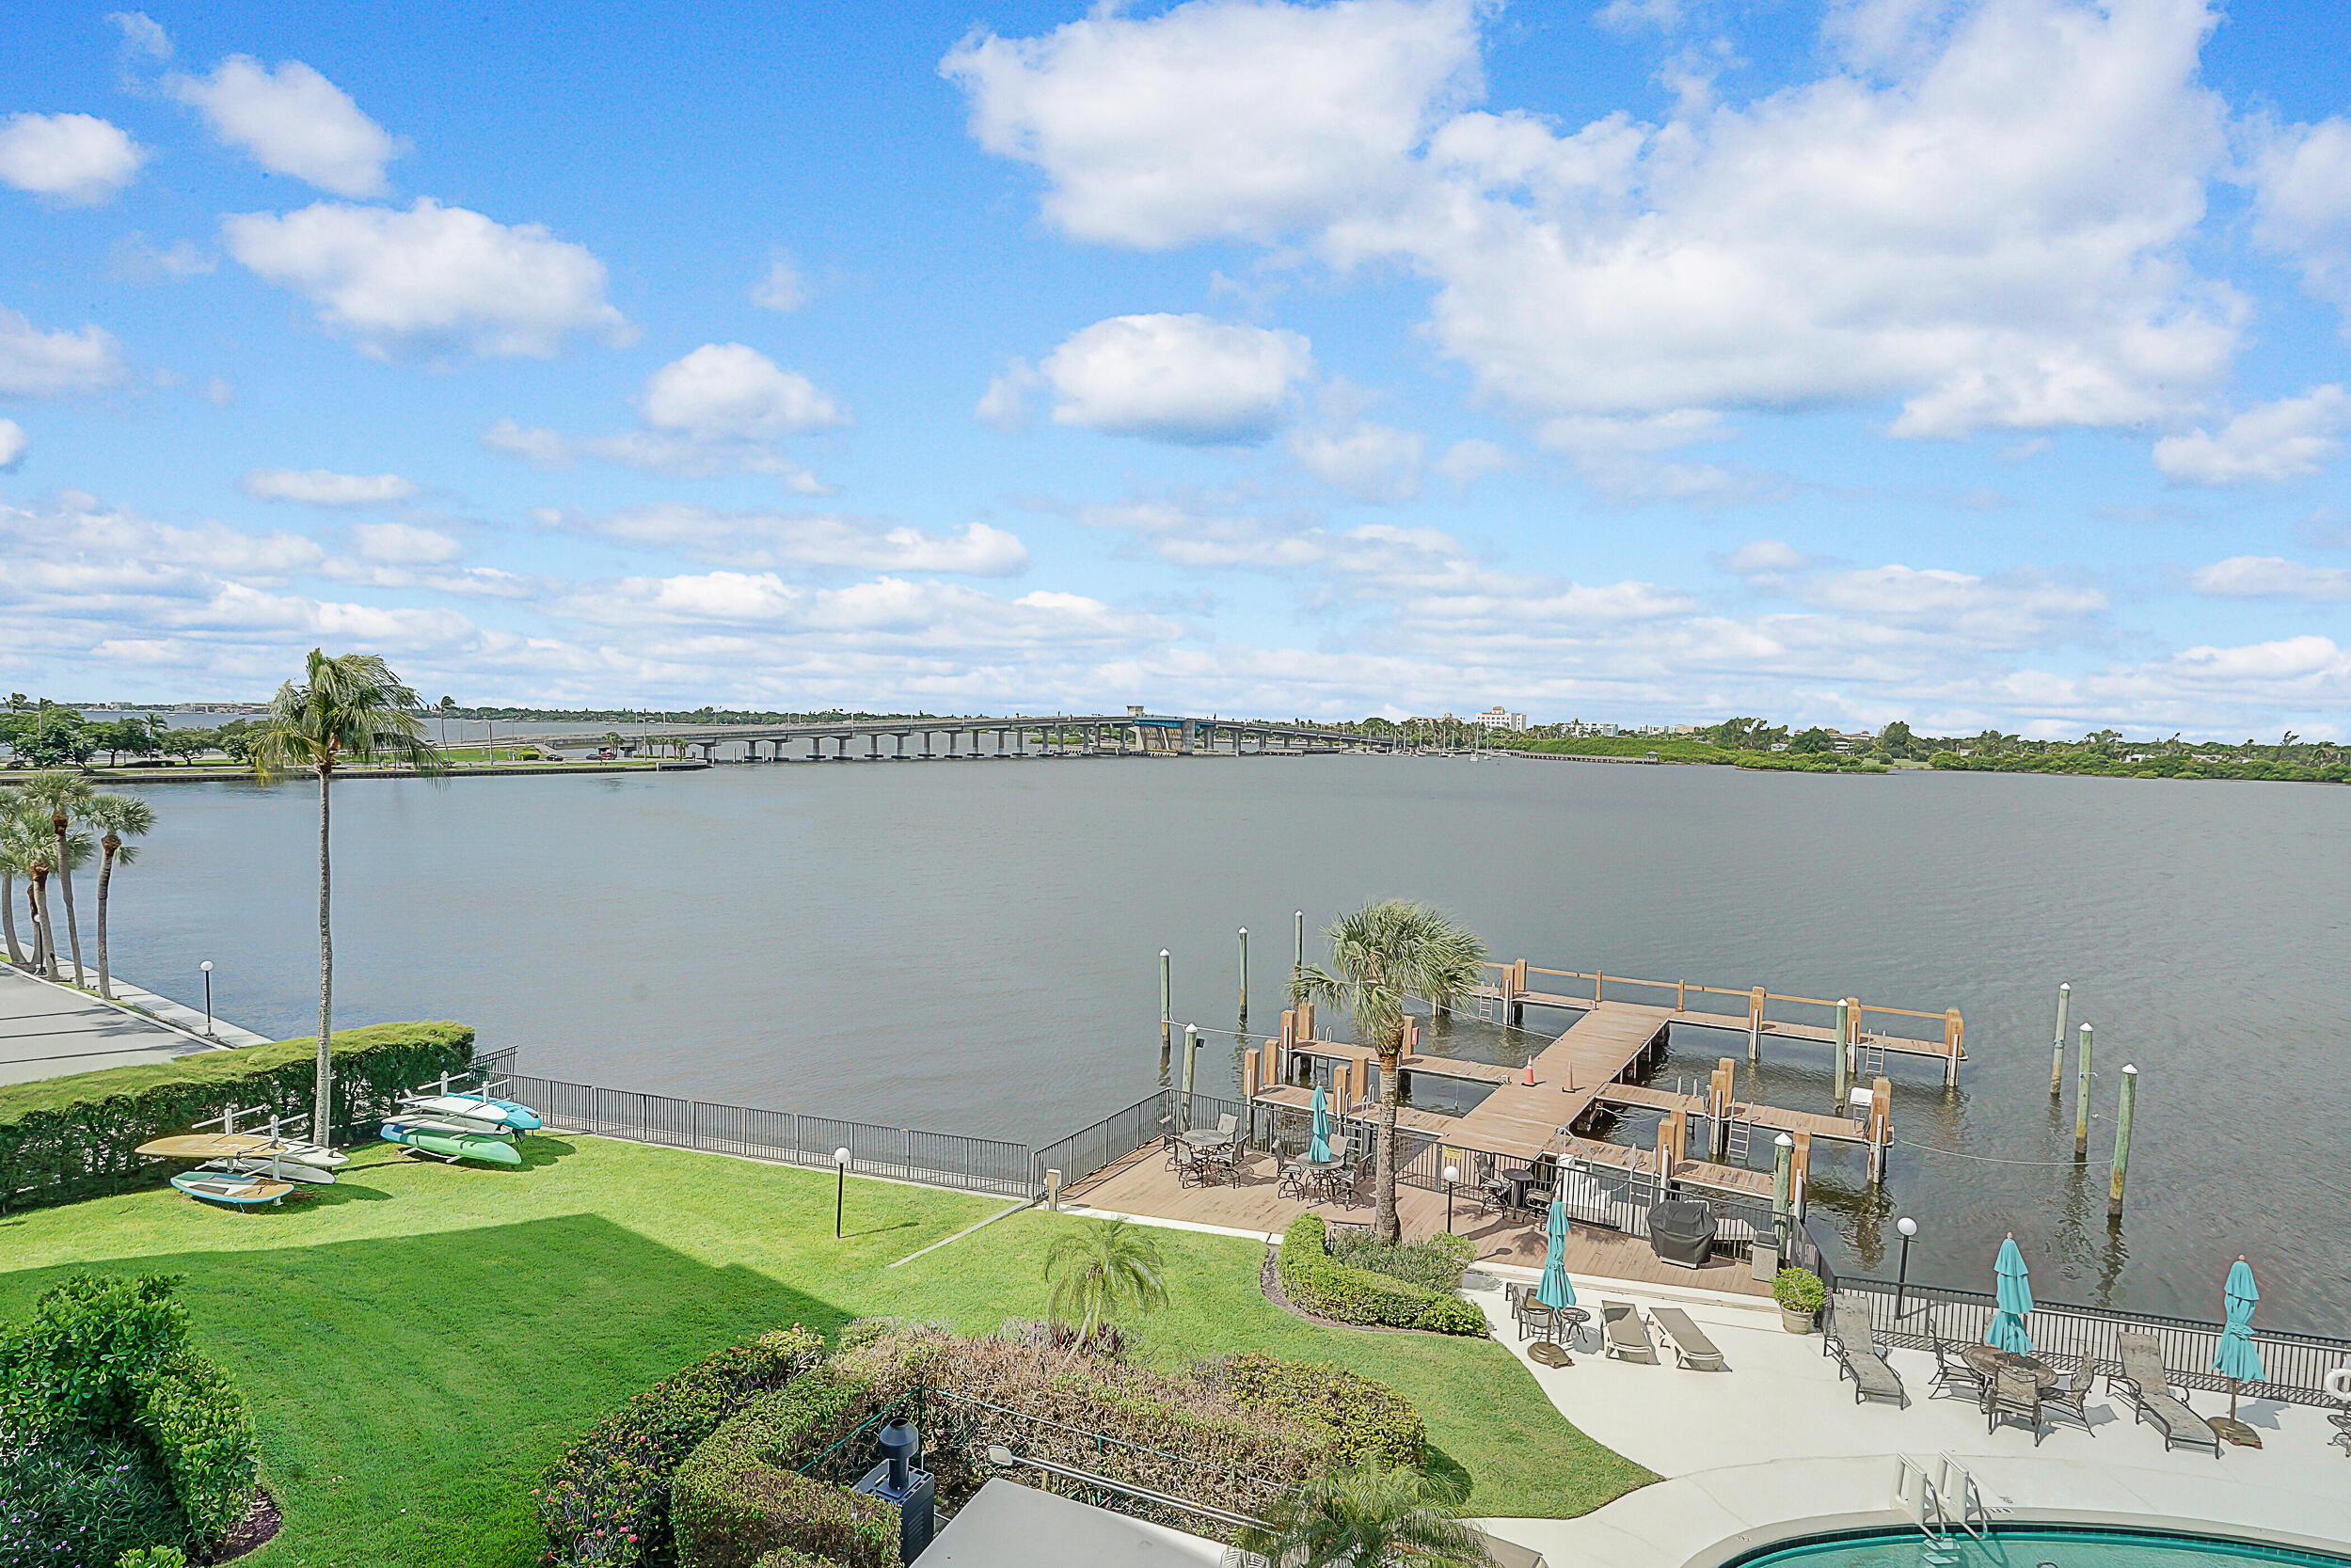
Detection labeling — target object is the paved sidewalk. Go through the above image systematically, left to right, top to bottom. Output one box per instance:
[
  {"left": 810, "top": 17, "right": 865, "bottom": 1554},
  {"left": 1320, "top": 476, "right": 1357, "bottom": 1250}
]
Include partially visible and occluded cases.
[{"left": 0, "top": 961, "right": 267, "bottom": 1085}]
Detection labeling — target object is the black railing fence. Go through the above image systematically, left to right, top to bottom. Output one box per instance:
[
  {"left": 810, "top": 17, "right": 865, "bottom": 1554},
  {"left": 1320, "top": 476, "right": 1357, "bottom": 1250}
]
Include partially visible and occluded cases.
[{"left": 1835, "top": 1275, "right": 2350, "bottom": 1408}]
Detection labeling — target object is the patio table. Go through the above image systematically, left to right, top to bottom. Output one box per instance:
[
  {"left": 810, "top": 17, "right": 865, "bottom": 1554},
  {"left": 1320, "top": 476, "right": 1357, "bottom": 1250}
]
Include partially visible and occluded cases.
[
  {"left": 1500, "top": 1165, "right": 1537, "bottom": 1215},
  {"left": 1962, "top": 1343, "right": 2058, "bottom": 1393}
]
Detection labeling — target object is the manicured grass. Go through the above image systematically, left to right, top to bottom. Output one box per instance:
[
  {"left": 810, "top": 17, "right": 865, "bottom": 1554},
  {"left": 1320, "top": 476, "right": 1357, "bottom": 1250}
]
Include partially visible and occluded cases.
[{"left": 0, "top": 1136, "right": 1653, "bottom": 1565}]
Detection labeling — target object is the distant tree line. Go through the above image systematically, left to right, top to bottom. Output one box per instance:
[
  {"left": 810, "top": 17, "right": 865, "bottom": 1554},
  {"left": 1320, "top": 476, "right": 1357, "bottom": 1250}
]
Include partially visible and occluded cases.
[{"left": 2, "top": 697, "right": 260, "bottom": 769}]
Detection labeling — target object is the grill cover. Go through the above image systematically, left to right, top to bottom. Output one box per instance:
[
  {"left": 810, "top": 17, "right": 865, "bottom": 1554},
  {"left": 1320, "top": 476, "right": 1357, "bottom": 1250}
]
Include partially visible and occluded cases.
[{"left": 1648, "top": 1199, "right": 1719, "bottom": 1268}]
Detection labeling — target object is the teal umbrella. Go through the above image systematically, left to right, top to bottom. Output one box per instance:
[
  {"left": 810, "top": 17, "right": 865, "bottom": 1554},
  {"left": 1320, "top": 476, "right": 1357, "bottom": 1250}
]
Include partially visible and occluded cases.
[
  {"left": 1309, "top": 1085, "right": 1331, "bottom": 1164},
  {"left": 1535, "top": 1199, "right": 1576, "bottom": 1310},
  {"left": 1985, "top": 1233, "right": 2035, "bottom": 1354},
  {"left": 2214, "top": 1256, "right": 2264, "bottom": 1422}
]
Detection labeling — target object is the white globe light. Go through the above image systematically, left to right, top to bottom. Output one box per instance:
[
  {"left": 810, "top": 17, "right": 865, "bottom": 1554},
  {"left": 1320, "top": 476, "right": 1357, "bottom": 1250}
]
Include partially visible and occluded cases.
[
  {"left": 834, "top": 1147, "right": 851, "bottom": 1165},
  {"left": 1443, "top": 1165, "right": 1459, "bottom": 1184},
  {"left": 1897, "top": 1216, "right": 1918, "bottom": 1238}
]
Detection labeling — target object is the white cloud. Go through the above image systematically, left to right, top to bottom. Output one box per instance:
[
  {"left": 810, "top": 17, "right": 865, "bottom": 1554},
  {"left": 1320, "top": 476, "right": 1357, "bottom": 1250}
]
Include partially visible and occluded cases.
[
  {"left": 944, "top": 0, "right": 1481, "bottom": 248},
  {"left": 955, "top": 0, "right": 2240, "bottom": 439},
  {"left": 108, "top": 11, "right": 173, "bottom": 62},
  {"left": 170, "top": 56, "right": 405, "bottom": 197},
  {"left": 0, "top": 113, "right": 147, "bottom": 204},
  {"left": 2249, "top": 117, "right": 2351, "bottom": 326},
  {"left": 223, "top": 198, "right": 627, "bottom": 358},
  {"left": 112, "top": 235, "right": 215, "bottom": 280},
  {"left": 751, "top": 256, "right": 810, "bottom": 312},
  {"left": 0, "top": 306, "right": 124, "bottom": 398},
  {"left": 1041, "top": 314, "right": 1313, "bottom": 443},
  {"left": 640, "top": 343, "right": 846, "bottom": 438},
  {"left": 975, "top": 357, "right": 1041, "bottom": 434},
  {"left": 2153, "top": 387, "right": 2349, "bottom": 485},
  {"left": 1539, "top": 411, "right": 1754, "bottom": 501},
  {"left": 1287, "top": 418, "right": 1423, "bottom": 501},
  {"left": 0, "top": 419, "right": 24, "bottom": 470},
  {"left": 481, "top": 419, "right": 570, "bottom": 465},
  {"left": 1435, "top": 437, "right": 1513, "bottom": 487},
  {"left": 239, "top": 467, "right": 419, "bottom": 506},
  {"left": 550, "top": 505, "right": 1028, "bottom": 576},
  {"left": 349, "top": 521, "right": 462, "bottom": 564},
  {"left": 1721, "top": 539, "right": 1811, "bottom": 577},
  {"left": 2188, "top": 556, "right": 2351, "bottom": 603},
  {"left": 1791, "top": 563, "right": 2105, "bottom": 650}
]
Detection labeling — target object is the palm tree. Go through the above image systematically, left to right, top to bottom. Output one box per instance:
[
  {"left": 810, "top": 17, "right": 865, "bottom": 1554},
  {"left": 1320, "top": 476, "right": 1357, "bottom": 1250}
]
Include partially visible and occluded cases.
[
  {"left": 251, "top": 651, "right": 443, "bottom": 1143},
  {"left": 437, "top": 695, "right": 456, "bottom": 751},
  {"left": 20, "top": 770, "right": 95, "bottom": 987},
  {"left": 87, "top": 793, "right": 156, "bottom": 1001},
  {"left": 0, "top": 797, "right": 40, "bottom": 967},
  {"left": 1294, "top": 901, "right": 1487, "bottom": 1244},
  {"left": 1042, "top": 1218, "right": 1168, "bottom": 1354},
  {"left": 1236, "top": 1465, "right": 1494, "bottom": 1568}
]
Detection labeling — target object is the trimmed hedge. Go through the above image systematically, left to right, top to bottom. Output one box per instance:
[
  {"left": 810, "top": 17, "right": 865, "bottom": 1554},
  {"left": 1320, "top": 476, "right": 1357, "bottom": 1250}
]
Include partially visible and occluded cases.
[
  {"left": 0, "top": 1022, "right": 475, "bottom": 1212},
  {"left": 1278, "top": 1215, "right": 1486, "bottom": 1336},
  {"left": 1325, "top": 1227, "right": 1475, "bottom": 1295},
  {"left": 537, "top": 1327, "right": 827, "bottom": 1568},
  {"left": 138, "top": 1353, "right": 259, "bottom": 1544},
  {"left": 1220, "top": 1354, "right": 1423, "bottom": 1470},
  {"left": 673, "top": 1370, "right": 879, "bottom": 1568}
]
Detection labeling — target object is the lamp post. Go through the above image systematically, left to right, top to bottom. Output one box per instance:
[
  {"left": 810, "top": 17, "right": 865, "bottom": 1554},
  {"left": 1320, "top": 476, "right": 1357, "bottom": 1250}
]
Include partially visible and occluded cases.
[
  {"left": 199, "top": 961, "right": 214, "bottom": 1037},
  {"left": 834, "top": 1147, "right": 851, "bottom": 1238},
  {"left": 1443, "top": 1164, "right": 1459, "bottom": 1234},
  {"left": 1894, "top": 1215, "right": 1917, "bottom": 1322}
]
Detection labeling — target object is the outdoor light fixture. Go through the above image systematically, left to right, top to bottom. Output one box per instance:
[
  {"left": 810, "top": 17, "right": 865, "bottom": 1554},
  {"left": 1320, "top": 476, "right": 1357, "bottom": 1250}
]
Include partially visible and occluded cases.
[
  {"left": 199, "top": 961, "right": 214, "bottom": 1037},
  {"left": 834, "top": 1147, "right": 851, "bottom": 1238},
  {"left": 1443, "top": 1164, "right": 1460, "bottom": 1233},
  {"left": 1895, "top": 1215, "right": 1918, "bottom": 1321}
]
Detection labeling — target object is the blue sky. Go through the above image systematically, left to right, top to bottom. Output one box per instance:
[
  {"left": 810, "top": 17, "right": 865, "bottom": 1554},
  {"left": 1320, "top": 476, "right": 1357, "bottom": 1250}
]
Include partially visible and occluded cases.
[{"left": 3, "top": 0, "right": 2349, "bottom": 736}]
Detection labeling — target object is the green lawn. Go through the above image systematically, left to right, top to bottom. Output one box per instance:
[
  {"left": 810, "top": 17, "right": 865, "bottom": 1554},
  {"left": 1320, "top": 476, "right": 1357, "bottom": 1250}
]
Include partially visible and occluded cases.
[{"left": 0, "top": 1135, "right": 1653, "bottom": 1566}]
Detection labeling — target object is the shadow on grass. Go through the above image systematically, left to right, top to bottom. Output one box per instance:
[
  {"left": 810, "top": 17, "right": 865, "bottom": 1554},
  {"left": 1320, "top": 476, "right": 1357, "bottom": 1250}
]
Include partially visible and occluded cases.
[
  {"left": 0, "top": 1212, "right": 848, "bottom": 1568},
  {"left": 841, "top": 1219, "right": 920, "bottom": 1240}
]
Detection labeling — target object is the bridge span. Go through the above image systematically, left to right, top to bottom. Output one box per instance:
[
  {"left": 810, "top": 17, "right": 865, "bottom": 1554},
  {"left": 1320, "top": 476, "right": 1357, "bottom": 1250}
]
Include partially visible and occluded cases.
[{"left": 524, "top": 712, "right": 1366, "bottom": 764}]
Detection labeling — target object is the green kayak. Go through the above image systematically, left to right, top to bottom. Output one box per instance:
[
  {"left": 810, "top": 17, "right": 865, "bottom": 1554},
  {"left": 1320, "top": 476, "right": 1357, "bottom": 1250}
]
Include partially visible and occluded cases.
[{"left": 380, "top": 1118, "right": 522, "bottom": 1165}]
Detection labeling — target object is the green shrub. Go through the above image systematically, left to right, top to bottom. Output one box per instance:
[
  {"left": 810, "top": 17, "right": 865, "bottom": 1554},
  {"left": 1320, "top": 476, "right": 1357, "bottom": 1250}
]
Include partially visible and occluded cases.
[
  {"left": 0, "top": 1022, "right": 476, "bottom": 1212},
  {"left": 1278, "top": 1216, "right": 1485, "bottom": 1336},
  {"left": 1324, "top": 1227, "right": 1474, "bottom": 1295},
  {"left": 1772, "top": 1268, "right": 1825, "bottom": 1315},
  {"left": 538, "top": 1326, "right": 828, "bottom": 1568},
  {"left": 137, "top": 1354, "right": 259, "bottom": 1544},
  {"left": 1219, "top": 1354, "right": 1423, "bottom": 1470},
  {"left": 673, "top": 1370, "right": 874, "bottom": 1568},
  {"left": 0, "top": 1427, "right": 185, "bottom": 1568},
  {"left": 681, "top": 1467, "right": 896, "bottom": 1568},
  {"left": 114, "top": 1549, "right": 190, "bottom": 1568},
  {"left": 750, "top": 1551, "right": 834, "bottom": 1568}
]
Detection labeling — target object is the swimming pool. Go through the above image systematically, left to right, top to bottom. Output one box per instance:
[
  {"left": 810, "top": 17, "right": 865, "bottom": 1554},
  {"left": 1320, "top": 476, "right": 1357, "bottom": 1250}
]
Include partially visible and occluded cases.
[{"left": 1731, "top": 1528, "right": 2351, "bottom": 1568}]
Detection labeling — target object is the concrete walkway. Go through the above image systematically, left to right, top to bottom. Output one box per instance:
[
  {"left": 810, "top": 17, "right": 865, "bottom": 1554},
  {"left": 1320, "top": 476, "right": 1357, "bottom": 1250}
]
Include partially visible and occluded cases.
[
  {"left": 0, "top": 960, "right": 268, "bottom": 1085},
  {"left": 1463, "top": 1269, "right": 2351, "bottom": 1565}
]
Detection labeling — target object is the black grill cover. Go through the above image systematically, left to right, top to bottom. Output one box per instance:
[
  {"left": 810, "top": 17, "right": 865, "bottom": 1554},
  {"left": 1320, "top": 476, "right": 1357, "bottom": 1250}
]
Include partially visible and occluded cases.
[{"left": 1648, "top": 1200, "right": 1718, "bottom": 1267}]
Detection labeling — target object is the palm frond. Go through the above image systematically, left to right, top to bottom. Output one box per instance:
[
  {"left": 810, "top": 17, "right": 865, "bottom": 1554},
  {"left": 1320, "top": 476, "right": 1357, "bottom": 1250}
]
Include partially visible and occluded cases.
[{"left": 250, "top": 650, "right": 447, "bottom": 781}]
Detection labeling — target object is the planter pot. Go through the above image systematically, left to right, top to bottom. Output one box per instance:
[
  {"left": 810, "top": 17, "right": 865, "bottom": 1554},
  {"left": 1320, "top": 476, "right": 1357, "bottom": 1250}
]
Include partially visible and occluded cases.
[{"left": 1779, "top": 1306, "right": 1818, "bottom": 1334}]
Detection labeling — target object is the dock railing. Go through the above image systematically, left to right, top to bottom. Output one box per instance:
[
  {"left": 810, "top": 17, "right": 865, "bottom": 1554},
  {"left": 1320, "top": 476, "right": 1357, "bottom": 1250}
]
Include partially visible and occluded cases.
[
  {"left": 1493, "top": 961, "right": 1959, "bottom": 1052},
  {"left": 1834, "top": 1275, "right": 2351, "bottom": 1409}
]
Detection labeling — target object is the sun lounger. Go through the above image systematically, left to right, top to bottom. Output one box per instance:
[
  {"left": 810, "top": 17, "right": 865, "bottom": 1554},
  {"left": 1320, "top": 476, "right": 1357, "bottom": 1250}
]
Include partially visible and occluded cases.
[
  {"left": 1825, "top": 1293, "right": 1907, "bottom": 1407},
  {"left": 1601, "top": 1300, "right": 1659, "bottom": 1363},
  {"left": 1646, "top": 1306, "right": 1726, "bottom": 1370},
  {"left": 2110, "top": 1332, "right": 2221, "bottom": 1457}
]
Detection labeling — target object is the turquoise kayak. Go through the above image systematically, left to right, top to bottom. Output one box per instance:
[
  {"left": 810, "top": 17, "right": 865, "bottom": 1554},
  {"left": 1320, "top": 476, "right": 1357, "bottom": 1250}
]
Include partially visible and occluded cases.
[{"left": 380, "top": 1118, "right": 523, "bottom": 1166}]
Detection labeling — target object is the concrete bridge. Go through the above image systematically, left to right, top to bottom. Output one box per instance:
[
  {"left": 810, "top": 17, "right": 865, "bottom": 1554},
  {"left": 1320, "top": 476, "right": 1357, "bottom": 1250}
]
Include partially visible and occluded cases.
[{"left": 526, "top": 712, "right": 1366, "bottom": 764}]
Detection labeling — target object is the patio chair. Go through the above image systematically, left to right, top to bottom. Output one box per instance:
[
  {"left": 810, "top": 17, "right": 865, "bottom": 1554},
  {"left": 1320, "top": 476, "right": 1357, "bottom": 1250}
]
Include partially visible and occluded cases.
[
  {"left": 1213, "top": 1112, "right": 1240, "bottom": 1145},
  {"left": 1159, "top": 1115, "right": 1180, "bottom": 1170},
  {"left": 1174, "top": 1142, "right": 1213, "bottom": 1190},
  {"left": 1276, "top": 1159, "right": 1308, "bottom": 1199},
  {"left": 1476, "top": 1177, "right": 1515, "bottom": 1220},
  {"left": 1517, "top": 1291, "right": 1556, "bottom": 1344},
  {"left": 1825, "top": 1293, "right": 1907, "bottom": 1407},
  {"left": 1600, "top": 1300, "right": 1659, "bottom": 1363},
  {"left": 1647, "top": 1306, "right": 1726, "bottom": 1371},
  {"left": 2109, "top": 1332, "right": 2222, "bottom": 1457},
  {"left": 1929, "top": 1339, "right": 1988, "bottom": 1407},
  {"left": 2043, "top": 1354, "right": 2095, "bottom": 1435},
  {"left": 1987, "top": 1366, "right": 2043, "bottom": 1444}
]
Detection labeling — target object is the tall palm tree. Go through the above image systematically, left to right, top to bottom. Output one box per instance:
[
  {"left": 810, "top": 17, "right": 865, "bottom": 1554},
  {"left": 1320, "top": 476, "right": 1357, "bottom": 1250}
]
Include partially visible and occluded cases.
[
  {"left": 251, "top": 651, "right": 443, "bottom": 1142},
  {"left": 437, "top": 695, "right": 456, "bottom": 750},
  {"left": 21, "top": 770, "right": 95, "bottom": 987},
  {"left": 86, "top": 793, "right": 156, "bottom": 1002},
  {"left": 0, "top": 797, "right": 40, "bottom": 967},
  {"left": 11, "top": 822, "right": 89, "bottom": 979},
  {"left": 1294, "top": 900, "right": 1487, "bottom": 1244},
  {"left": 1042, "top": 1218, "right": 1168, "bottom": 1354},
  {"left": 1236, "top": 1465, "right": 1495, "bottom": 1568}
]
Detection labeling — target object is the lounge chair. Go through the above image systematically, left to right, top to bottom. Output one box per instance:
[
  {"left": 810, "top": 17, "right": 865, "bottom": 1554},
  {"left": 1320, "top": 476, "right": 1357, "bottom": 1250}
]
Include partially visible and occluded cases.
[
  {"left": 1825, "top": 1293, "right": 1907, "bottom": 1406},
  {"left": 1601, "top": 1300, "right": 1659, "bottom": 1363},
  {"left": 1647, "top": 1306, "right": 1726, "bottom": 1370},
  {"left": 2109, "top": 1332, "right": 2222, "bottom": 1456},
  {"left": 1929, "top": 1339, "right": 1988, "bottom": 1406},
  {"left": 2043, "top": 1354, "right": 2095, "bottom": 1434},
  {"left": 1988, "top": 1366, "right": 2043, "bottom": 1443}
]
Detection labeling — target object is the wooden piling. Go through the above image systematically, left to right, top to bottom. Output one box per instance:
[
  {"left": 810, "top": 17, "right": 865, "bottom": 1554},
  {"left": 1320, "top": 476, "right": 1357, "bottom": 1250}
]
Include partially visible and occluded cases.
[
  {"left": 1293, "top": 911, "right": 1304, "bottom": 985},
  {"left": 1237, "top": 927, "right": 1248, "bottom": 1020},
  {"left": 1160, "top": 949, "right": 1172, "bottom": 1059},
  {"left": 2051, "top": 982, "right": 2071, "bottom": 1097},
  {"left": 1749, "top": 987, "right": 1765, "bottom": 1061},
  {"left": 1834, "top": 997, "right": 1851, "bottom": 1105},
  {"left": 2073, "top": 1022, "right": 2093, "bottom": 1159},
  {"left": 1181, "top": 1023, "right": 1199, "bottom": 1130},
  {"left": 2108, "top": 1063, "right": 2137, "bottom": 1220},
  {"left": 1771, "top": 1132, "right": 1794, "bottom": 1249}
]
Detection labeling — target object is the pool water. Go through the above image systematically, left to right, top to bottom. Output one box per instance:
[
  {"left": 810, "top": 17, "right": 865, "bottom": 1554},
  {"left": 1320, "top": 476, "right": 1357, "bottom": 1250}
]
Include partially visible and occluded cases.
[{"left": 1734, "top": 1528, "right": 2351, "bottom": 1568}]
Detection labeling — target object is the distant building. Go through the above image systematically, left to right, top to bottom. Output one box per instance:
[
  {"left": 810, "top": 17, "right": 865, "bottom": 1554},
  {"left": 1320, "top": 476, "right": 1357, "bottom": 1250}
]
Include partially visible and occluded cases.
[
  {"left": 1472, "top": 706, "right": 1528, "bottom": 732},
  {"left": 1832, "top": 729, "right": 1874, "bottom": 753}
]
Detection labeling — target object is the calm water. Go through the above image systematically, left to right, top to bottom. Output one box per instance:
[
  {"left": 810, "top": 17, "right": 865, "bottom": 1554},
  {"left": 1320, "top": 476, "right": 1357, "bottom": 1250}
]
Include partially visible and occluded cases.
[{"left": 93, "top": 757, "right": 2351, "bottom": 1332}]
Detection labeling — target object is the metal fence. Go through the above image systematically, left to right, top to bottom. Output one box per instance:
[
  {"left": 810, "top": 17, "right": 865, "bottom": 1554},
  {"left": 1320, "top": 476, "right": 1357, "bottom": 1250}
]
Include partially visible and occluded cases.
[
  {"left": 499, "top": 1067, "right": 1032, "bottom": 1197},
  {"left": 1835, "top": 1275, "right": 2351, "bottom": 1408}
]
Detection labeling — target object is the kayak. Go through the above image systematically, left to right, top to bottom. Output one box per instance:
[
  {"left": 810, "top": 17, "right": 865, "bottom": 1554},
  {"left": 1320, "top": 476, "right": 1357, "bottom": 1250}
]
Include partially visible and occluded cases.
[
  {"left": 403, "top": 1093, "right": 541, "bottom": 1132},
  {"left": 380, "top": 1118, "right": 523, "bottom": 1165},
  {"left": 137, "top": 1132, "right": 347, "bottom": 1169},
  {"left": 200, "top": 1154, "right": 335, "bottom": 1186},
  {"left": 171, "top": 1172, "right": 294, "bottom": 1208}
]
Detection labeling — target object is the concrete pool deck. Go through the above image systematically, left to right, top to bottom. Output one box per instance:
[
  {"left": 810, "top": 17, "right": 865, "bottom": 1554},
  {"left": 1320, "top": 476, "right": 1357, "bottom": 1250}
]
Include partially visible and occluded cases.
[
  {"left": 0, "top": 960, "right": 268, "bottom": 1085},
  {"left": 1464, "top": 1268, "right": 2351, "bottom": 1564}
]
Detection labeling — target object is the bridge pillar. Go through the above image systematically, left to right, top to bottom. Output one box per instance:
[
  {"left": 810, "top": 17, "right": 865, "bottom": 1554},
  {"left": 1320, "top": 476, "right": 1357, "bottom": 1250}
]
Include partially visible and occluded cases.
[
  {"left": 1181, "top": 719, "right": 1196, "bottom": 754},
  {"left": 922, "top": 731, "right": 933, "bottom": 758},
  {"left": 895, "top": 733, "right": 907, "bottom": 759},
  {"left": 866, "top": 735, "right": 880, "bottom": 760}
]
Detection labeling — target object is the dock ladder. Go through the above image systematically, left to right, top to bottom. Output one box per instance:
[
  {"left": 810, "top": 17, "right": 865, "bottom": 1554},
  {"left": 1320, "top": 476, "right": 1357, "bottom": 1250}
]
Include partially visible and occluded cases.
[
  {"left": 1858, "top": 1033, "right": 1889, "bottom": 1079},
  {"left": 1724, "top": 1106, "right": 1755, "bottom": 1166}
]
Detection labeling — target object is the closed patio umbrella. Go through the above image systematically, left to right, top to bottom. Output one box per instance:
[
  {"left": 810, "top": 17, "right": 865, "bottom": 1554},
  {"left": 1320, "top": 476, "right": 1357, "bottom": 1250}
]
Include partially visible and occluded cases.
[
  {"left": 1309, "top": 1084, "right": 1331, "bottom": 1164},
  {"left": 1535, "top": 1198, "right": 1576, "bottom": 1311},
  {"left": 1985, "top": 1233, "right": 2035, "bottom": 1354},
  {"left": 2214, "top": 1256, "right": 2264, "bottom": 1429}
]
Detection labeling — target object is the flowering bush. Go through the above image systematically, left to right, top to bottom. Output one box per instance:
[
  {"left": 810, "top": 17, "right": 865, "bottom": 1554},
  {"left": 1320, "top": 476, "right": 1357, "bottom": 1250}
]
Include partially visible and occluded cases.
[
  {"left": 537, "top": 1326, "right": 826, "bottom": 1568},
  {"left": 0, "top": 1427, "right": 182, "bottom": 1568}
]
